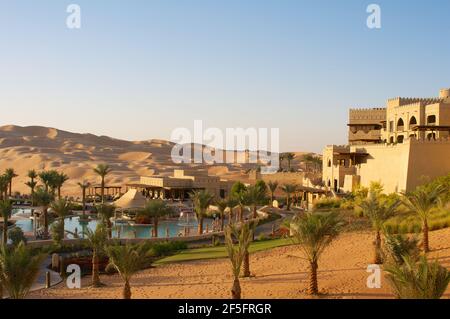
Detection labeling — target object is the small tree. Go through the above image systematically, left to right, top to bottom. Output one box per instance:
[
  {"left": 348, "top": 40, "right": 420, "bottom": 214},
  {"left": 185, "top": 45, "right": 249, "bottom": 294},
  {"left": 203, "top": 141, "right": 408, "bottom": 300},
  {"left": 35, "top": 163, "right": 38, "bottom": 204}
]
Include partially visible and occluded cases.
[
  {"left": 93, "top": 164, "right": 112, "bottom": 204},
  {"left": 78, "top": 181, "right": 91, "bottom": 220},
  {"left": 267, "top": 181, "right": 278, "bottom": 206},
  {"left": 231, "top": 182, "right": 247, "bottom": 221},
  {"left": 281, "top": 184, "right": 297, "bottom": 211},
  {"left": 402, "top": 185, "right": 445, "bottom": 252},
  {"left": 33, "top": 186, "right": 54, "bottom": 238},
  {"left": 191, "top": 190, "right": 214, "bottom": 235},
  {"left": 359, "top": 190, "right": 399, "bottom": 264},
  {"left": 50, "top": 198, "right": 71, "bottom": 240},
  {"left": 0, "top": 200, "right": 12, "bottom": 246},
  {"left": 139, "top": 200, "right": 173, "bottom": 237},
  {"left": 96, "top": 204, "right": 116, "bottom": 239},
  {"left": 291, "top": 212, "right": 343, "bottom": 295},
  {"left": 224, "top": 222, "right": 254, "bottom": 299},
  {"left": 84, "top": 224, "right": 108, "bottom": 287},
  {"left": 383, "top": 233, "right": 420, "bottom": 266},
  {"left": 0, "top": 242, "right": 45, "bottom": 299},
  {"left": 105, "top": 243, "right": 149, "bottom": 299},
  {"left": 385, "top": 256, "right": 450, "bottom": 299}
]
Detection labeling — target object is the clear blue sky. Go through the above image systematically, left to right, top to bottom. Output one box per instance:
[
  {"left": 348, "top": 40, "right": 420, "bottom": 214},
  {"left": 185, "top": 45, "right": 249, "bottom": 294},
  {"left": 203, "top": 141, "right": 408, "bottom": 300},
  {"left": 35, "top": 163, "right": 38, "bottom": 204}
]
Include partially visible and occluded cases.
[{"left": 1, "top": 0, "right": 449, "bottom": 152}]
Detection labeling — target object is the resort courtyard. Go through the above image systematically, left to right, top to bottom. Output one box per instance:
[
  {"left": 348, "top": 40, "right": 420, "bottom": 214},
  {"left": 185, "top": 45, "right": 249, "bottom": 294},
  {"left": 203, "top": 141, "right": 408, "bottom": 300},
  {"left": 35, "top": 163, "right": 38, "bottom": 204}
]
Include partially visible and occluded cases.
[{"left": 28, "top": 227, "right": 450, "bottom": 299}]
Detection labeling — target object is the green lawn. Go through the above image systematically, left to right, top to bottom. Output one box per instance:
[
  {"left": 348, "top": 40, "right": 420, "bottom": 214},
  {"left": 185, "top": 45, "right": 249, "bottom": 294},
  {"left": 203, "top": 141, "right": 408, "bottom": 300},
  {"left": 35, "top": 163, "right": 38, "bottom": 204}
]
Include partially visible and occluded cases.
[{"left": 154, "top": 238, "right": 293, "bottom": 265}]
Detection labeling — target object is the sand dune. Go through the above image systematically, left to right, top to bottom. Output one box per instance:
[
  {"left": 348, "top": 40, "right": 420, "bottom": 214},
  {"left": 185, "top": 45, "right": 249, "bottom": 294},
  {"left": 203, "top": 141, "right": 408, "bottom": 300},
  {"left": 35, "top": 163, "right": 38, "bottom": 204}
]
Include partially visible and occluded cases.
[{"left": 0, "top": 125, "right": 277, "bottom": 197}]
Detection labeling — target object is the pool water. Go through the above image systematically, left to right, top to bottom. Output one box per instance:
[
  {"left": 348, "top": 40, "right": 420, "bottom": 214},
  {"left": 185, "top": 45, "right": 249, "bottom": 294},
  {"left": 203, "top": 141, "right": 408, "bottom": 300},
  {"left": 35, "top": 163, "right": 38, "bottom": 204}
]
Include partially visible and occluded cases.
[{"left": 12, "top": 209, "right": 215, "bottom": 239}]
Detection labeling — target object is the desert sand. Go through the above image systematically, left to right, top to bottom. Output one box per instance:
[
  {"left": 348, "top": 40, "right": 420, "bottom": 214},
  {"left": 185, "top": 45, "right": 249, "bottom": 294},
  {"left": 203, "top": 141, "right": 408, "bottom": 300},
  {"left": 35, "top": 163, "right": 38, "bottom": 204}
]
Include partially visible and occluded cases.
[
  {"left": 1, "top": 125, "right": 307, "bottom": 197},
  {"left": 28, "top": 227, "right": 450, "bottom": 299}
]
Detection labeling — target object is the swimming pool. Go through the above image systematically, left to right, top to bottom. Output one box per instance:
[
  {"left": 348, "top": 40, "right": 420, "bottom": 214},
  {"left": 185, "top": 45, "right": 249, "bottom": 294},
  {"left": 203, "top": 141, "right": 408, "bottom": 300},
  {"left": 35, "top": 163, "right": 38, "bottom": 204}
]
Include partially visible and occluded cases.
[{"left": 12, "top": 209, "right": 215, "bottom": 239}]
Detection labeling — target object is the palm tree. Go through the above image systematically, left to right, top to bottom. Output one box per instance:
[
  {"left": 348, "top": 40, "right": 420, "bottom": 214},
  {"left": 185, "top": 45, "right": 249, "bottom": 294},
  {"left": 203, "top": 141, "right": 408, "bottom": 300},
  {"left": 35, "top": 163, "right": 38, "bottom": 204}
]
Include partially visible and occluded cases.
[
  {"left": 278, "top": 153, "right": 285, "bottom": 171},
  {"left": 284, "top": 153, "right": 295, "bottom": 171},
  {"left": 93, "top": 164, "right": 112, "bottom": 204},
  {"left": 4, "top": 168, "right": 18, "bottom": 198},
  {"left": 25, "top": 169, "right": 38, "bottom": 206},
  {"left": 38, "top": 170, "right": 54, "bottom": 192},
  {"left": 53, "top": 172, "right": 69, "bottom": 199},
  {"left": 0, "top": 175, "right": 9, "bottom": 200},
  {"left": 78, "top": 181, "right": 91, "bottom": 219},
  {"left": 231, "top": 181, "right": 247, "bottom": 221},
  {"left": 267, "top": 181, "right": 278, "bottom": 206},
  {"left": 281, "top": 184, "right": 297, "bottom": 211},
  {"left": 244, "top": 185, "right": 266, "bottom": 219},
  {"left": 402, "top": 185, "right": 445, "bottom": 253},
  {"left": 33, "top": 186, "right": 54, "bottom": 238},
  {"left": 191, "top": 190, "right": 214, "bottom": 235},
  {"left": 359, "top": 191, "right": 400, "bottom": 264},
  {"left": 50, "top": 199, "right": 71, "bottom": 240},
  {"left": 215, "top": 199, "right": 229, "bottom": 231},
  {"left": 0, "top": 200, "right": 12, "bottom": 246},
  {"left": 139, "top": 200, "right": 172, "bottom": 237},
  {"left": 96, "top": 204, "right": 116, "bottom": 238},
  {"left": 291, "top": 212, "right": 343, "bottom": 295},
  {"left": 241, "top": 220, "right": 257, "bottom": 278},
  {"left": 224, "top": 222, "right": 254, "bottom": 299},
  {"left": 84, "top": 224, "right": 108, "bottom": 287},
  {"left": 383, "top": 233, "right": 420, "bottom": 266},
  {"left": 0, "top": 242, "right": 45, "bottom": 299},
  {"left": 105, "top": 243, "right": 149, "bottom": 299},
  {"left": 385, "top": 255, "right": 450, "bottom": 299}
]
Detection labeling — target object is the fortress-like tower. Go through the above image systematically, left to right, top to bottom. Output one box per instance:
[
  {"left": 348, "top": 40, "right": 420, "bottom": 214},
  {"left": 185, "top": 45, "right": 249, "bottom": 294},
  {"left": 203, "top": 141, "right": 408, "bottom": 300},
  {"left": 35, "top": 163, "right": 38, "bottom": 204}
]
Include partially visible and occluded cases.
[{"left": 323, "top": 88, "right": 450, "bottom": 194}]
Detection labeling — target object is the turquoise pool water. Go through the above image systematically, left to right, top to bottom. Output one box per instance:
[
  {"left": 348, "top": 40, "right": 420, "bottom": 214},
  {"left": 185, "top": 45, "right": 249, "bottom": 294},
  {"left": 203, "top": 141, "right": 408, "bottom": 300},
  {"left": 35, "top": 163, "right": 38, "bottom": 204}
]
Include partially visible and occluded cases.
[{"left": 12, "top": 209, "right": 214, "bottom": 239}]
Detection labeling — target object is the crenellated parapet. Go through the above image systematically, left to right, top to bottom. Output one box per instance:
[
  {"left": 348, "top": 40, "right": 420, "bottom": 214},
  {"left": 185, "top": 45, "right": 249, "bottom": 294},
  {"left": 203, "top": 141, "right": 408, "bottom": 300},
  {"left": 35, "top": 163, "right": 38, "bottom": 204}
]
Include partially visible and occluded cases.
[{"left": 388, "top": 97, "right": 444, "bottom": 108}]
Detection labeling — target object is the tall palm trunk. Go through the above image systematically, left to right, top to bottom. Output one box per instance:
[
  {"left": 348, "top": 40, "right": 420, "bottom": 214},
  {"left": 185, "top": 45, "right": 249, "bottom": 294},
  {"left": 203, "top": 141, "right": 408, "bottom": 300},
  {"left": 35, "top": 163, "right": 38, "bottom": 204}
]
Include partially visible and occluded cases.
[
  {"left": 101, "top": 177, "right": 105, "bottom": 204},
  {"left": 8, "top": 181, "right": 12, "bottom": 197},
  {"left": 57, "top": 187, "right": 62, "bottom": 200},
  {"left": 82, "top": 189, "right": 86, "bottom": 218},
  {"left": 252, "top": 205, "right": 257, "bottom": 219},
  {"left": 43, "top": 207, "right": 49, "bottom": 238},
  {"left": 220, "top": 213, "right": 225, "bottom": 231},
  {"left": 2, "top": 216, "right": 8, "bottom": 246},
  {"left": 198, "top": 216, "right": 204, "bottom": 234},
  {"left": 61, "top": 218, "right": 65, "bottom": 240},
  {"left": 153, "top": 218, "right": 159, "bottom": 237},
  {"left": 423, "top": 219, "right": 430, "bottom": 253},
  {"left": 374, "top": 230, "right": 382, "bottom": 264},
  {"left": 242, "top": 250, "right": 250, "bottom": 277},
  {"left": 92, "top": 251, "right": 101, "bottom": 287},
  {"left": 308, "top": 260, "right": 319, "bottom": 295},
  {"left": 231, "top": 278, "right": 241, "bottom": 299},
  {"left": 123, "top": 279, "right": 131, "bottom": 299}
]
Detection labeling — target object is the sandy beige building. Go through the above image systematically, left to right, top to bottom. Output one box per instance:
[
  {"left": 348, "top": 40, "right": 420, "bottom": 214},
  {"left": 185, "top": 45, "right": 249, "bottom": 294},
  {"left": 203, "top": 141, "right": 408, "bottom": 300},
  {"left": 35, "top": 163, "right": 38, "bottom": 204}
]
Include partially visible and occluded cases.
[
  {"left": 323, "top": 88, "right": 450, "bottom": 194},
  {"left": 127, "top": 169, "right": 234, "bottom": 200}
]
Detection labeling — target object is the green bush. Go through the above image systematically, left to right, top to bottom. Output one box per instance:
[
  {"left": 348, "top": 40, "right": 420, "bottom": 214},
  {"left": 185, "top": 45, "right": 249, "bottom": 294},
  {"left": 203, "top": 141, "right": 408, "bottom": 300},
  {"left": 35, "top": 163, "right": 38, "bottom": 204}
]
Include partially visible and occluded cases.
[
  {"left": 314, "top": 198, "right": 341, "bottom": 210},
  {"left": 8, "top": 227, "right": 27, "bottom": 246},
  {"left": 149, "top": 241, "right": 188, "bottom": 257}
]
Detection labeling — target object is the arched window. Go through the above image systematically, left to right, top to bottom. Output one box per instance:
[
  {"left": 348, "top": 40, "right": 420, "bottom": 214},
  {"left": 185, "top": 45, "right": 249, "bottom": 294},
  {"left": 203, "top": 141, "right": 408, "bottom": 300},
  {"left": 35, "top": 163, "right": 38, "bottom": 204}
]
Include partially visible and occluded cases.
[
  {"left": 409, "top": 116, "right": 417, "bottom": 128},
  {"left": 397, "top": 118, "right": 405, "bottom": 131},
  {"left": 427, "top": 133, "right": 436, "bottom": 140},
  {"left": 397, "top": 135, "right": 404, "bottom": 143},
  {"left": 389, "top": 136, "right": 394, "bottom": 144},
  {"left": 327, "top": 159, "right": 332, "bottom": 167},
  {"left": 327, "top": 180, "right": 331, "bottom": 187}
]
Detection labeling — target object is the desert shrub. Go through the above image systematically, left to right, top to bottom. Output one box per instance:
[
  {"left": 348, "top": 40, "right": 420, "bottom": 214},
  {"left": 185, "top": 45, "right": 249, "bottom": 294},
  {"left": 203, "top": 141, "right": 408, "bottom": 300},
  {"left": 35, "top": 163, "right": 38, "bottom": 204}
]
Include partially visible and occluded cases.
[
  {"left": 314, "top": 198, "right": 341, "bottom": 210},
  {"left": 50, "top": 221, "right": 64, "bottom": 245},
  {"left": 8, "top": 227, "right": 27, "bottom": 246},
  {"left": 383, "top": 233, "right": 420, "bottom": 266},
  {"left": 385, "top": 256, "right": 450, "bottom": 299}
]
